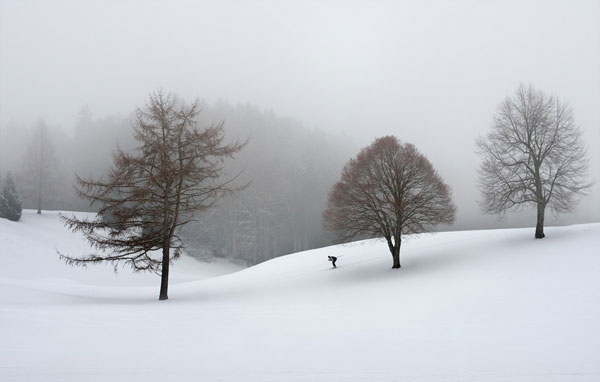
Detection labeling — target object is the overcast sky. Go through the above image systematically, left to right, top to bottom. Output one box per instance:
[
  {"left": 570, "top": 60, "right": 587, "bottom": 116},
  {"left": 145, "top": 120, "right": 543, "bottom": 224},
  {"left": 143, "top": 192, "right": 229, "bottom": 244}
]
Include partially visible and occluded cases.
[{"left": 1, "top": 0, "right": 599, "bottom": 225}]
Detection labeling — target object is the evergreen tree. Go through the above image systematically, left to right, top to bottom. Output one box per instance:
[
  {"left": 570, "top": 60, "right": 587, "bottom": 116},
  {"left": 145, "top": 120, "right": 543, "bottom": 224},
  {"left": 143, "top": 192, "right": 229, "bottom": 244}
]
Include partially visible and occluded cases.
[{"left": 0, "top": 172, "right": 23, "bottom": 221}]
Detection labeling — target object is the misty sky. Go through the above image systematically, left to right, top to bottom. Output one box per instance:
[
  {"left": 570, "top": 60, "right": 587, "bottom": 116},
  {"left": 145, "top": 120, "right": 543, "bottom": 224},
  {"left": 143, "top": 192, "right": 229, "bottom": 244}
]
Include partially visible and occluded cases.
[{"left": 1, "top": 0, "right": 599, "bottom": 225}]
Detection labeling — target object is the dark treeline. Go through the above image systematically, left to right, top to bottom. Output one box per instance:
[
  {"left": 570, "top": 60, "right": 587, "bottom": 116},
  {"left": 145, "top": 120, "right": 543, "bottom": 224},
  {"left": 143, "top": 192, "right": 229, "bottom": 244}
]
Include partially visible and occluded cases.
[{"left": 0, "top": 101, "right": 355, "bottom": 265}]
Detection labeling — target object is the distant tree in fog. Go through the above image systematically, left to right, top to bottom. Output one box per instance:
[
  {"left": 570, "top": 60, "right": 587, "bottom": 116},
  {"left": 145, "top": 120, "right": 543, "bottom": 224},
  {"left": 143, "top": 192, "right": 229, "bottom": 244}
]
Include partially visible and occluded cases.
[
  {"left": 477, "top": 84, "right": 591, "bottom": 239},
  {"left": 60, "top": 90, "right": 246, "bottom": 300},
  {"left": 71, "top": 106, "right": 135, "bottom": 179},
  {"left": 20, "top": 120, "right": 59, "bottom": 214},
  {"left": 323, "top": 136, "right": 456, "bottom": 269},
  {"left": 0, "top": 172, "right": 22, "bottom": 221}
]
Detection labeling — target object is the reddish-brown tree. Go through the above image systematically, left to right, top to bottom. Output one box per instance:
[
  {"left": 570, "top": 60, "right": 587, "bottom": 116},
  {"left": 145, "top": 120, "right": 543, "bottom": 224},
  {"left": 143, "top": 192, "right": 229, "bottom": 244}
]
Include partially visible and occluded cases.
[
  {"left": 477, "top": 84, "right": 591, "bottom": 239},
  {"left": 61, "top": 90, "right": 246, "bottom": 300},
  {"left": 323, "top": 136, "right": 456, "bottom": 269}
]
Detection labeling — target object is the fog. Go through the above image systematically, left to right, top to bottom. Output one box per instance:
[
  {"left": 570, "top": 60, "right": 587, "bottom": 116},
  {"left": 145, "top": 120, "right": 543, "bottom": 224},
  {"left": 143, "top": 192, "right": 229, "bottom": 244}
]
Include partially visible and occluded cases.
[{"left": 1, "top": 0, "right": 599, "bottom": 261}]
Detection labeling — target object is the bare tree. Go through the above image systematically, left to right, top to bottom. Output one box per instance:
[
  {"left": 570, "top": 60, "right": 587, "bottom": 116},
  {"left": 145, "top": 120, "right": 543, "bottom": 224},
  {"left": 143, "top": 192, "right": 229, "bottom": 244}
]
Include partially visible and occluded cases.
[
  {"left": 477, "top": 84, "right": 591, "bottom": 239},
  {"left": 60, "top": 90, "right": 246, "bottom": 300},
  {"left": 20, "top": 120, "right": 59, "bottom": 214},
  {"left": 323, "top": 136, "right": 456, "bottom": 269}
]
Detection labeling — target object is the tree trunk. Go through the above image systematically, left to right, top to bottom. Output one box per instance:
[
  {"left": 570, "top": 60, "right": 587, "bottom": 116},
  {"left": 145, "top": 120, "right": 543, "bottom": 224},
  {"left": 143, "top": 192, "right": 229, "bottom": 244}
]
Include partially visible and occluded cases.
[
  {"left": 37, "top": 126, "right": 43, "bottom": 215},
  {"left": 36, "top": 173, "right": 42, "bottom": 214},
  {"left": 36, "top": 190, "right": 42, "bottom": 214},
  {"left": 535, "top": 202, "right": 545, "bottom": 239},
  {"left": 391, "top": 240, "right": 401, "bottom": 269},
  {"left": 159, "top": 244, "right": 170, "bottom": 300}
]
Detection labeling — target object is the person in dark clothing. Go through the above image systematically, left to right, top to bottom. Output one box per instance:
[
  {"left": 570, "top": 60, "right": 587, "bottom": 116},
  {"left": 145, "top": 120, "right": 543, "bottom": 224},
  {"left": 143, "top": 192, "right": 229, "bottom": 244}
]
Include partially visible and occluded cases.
[{"left": 328, "top": 256, "right": 337, "bottom": 268}]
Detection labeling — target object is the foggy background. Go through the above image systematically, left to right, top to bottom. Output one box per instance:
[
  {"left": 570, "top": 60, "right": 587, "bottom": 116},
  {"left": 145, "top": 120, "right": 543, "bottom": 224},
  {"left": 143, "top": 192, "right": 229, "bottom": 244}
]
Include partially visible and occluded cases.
[{"left": 1, "top": 0, "right": 598, "bottom": 263}]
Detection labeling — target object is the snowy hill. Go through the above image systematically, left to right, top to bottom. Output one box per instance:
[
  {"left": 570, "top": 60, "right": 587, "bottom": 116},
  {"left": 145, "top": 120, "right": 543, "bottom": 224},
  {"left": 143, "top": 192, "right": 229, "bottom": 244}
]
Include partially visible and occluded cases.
[{"left": 1, "top": 210, "right": 599, "bottom": 381}]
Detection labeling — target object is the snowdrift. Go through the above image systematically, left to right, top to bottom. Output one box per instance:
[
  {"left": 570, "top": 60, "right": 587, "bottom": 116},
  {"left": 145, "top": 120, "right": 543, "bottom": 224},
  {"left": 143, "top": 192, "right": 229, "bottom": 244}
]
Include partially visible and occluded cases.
[{"left": 1, "top": 210, "right": 599, "bottom": 381}]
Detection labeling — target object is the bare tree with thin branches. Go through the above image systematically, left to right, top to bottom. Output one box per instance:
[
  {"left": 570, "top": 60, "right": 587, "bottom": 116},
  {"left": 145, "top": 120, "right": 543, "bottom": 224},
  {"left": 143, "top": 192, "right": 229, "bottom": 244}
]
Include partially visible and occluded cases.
[
  {"left": 477, "top": 84, "right": 591, "bottom": 239},
  {"left": 61, "top": 90, "right": 246, "bottom": 300},
  {"left": 21, "top": 120, "right": 59, "bottom": 214},
  {"left": 323, "top": 136, "right": 456, "bottom": 269}
]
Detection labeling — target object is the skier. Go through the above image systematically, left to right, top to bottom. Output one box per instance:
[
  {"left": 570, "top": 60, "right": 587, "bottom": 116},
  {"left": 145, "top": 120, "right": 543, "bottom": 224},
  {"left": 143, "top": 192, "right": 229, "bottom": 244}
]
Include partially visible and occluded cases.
[{"left": 328, "top": 256, "right": 337, "bottom": 268}]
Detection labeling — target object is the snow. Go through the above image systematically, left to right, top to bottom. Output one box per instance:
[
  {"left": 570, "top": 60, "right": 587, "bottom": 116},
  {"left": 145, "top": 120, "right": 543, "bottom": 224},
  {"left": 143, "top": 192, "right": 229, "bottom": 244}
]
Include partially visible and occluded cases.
[{"left": 1, "top": 210, "right": 599, "bottom": 381}]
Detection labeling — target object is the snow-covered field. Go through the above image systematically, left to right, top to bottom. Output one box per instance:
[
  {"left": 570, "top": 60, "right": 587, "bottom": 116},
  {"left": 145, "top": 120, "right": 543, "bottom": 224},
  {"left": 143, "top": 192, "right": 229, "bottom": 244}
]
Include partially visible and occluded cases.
[{"left": 1, "top": 210, "right": 599, "bottom": 381}]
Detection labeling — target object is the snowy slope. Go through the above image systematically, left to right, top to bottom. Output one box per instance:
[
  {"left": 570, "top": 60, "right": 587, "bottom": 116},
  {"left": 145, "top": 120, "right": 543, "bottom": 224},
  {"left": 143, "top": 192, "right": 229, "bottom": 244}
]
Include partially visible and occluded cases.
[
  {"left": 0, "top": 210, "right": 242, "bottom": 300},
  {"left": 1, "top": 210, "right": 599, "bottom": 381}
]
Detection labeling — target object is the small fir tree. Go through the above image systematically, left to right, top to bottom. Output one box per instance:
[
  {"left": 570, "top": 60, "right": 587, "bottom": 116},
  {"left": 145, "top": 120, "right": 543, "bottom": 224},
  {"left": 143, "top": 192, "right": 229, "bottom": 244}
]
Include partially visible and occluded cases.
[{"left": 0, "top": 172, "right": 23, "bottom": 221}]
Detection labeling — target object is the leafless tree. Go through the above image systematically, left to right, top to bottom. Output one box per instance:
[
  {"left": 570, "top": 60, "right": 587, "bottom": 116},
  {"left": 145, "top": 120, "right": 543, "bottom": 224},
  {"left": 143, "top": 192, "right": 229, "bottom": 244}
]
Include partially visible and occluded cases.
[
  {"left": 477, "top": 84, "right": 591, "bottom": 239},
  {"left": 60, "top": 90, "right": 246, "bottom": 300},
  {"left": 20, "top": 120, "right": 59, "bottom": 214},
  {"left": 323, "top": 136, "right": 456, "bottom": 268}
]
